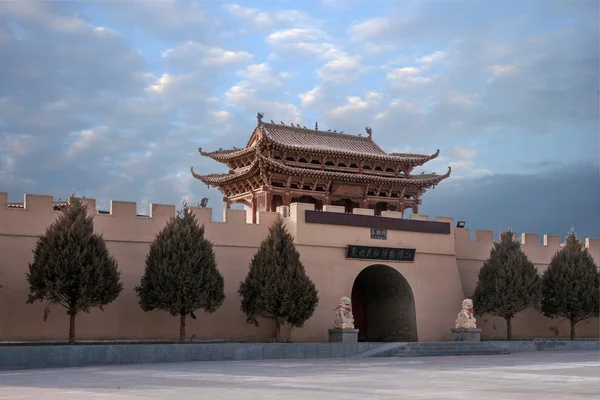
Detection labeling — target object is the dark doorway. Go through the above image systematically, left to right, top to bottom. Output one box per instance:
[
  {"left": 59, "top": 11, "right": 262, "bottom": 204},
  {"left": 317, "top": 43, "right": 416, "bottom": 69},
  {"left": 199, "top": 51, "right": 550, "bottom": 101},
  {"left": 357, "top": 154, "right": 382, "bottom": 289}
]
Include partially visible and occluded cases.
[{"left": 351, "top": 264, "right": 418, "bottom": 342}]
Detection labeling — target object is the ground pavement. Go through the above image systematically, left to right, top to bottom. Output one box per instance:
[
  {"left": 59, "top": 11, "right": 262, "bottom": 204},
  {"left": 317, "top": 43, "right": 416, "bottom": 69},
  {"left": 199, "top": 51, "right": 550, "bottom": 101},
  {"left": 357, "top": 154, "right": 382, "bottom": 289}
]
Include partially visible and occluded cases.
[{"left": 0, "top": 351, "right": 598, "bottom": 399}]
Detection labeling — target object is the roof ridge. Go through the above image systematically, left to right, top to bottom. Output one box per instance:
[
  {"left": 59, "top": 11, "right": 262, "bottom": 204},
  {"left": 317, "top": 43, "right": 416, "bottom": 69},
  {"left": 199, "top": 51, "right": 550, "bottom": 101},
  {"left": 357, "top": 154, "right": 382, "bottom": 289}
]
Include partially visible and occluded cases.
[{"left": 262, "top": 122, "right": 371, "bottom": 142}]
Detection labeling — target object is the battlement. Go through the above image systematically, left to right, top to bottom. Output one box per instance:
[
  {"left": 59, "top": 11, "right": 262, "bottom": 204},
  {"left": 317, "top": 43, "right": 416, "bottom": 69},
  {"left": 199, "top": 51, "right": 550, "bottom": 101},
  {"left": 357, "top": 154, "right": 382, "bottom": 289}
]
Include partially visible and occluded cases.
[
  {"left": 0, "top": 192, "right": 281, "bottom": 245},
  {"left": 2, "top": 192, "right": 598, "bottom": 263},
  {"left": 455, "top": 227, "right": 600, "bottom": 265}
]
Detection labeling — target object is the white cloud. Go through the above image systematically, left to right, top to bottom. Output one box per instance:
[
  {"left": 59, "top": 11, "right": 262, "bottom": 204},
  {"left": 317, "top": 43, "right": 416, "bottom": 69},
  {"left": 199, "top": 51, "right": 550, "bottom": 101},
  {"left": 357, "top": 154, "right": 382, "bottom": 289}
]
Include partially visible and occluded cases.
[
  {"left": 0, "top": 0, "right": 597, "bottom": 237},
  {"left": 223, "top": 4, "right": 314, "bottom": 29},
  {"left": 349, "top": 17, "right": 394, "bottom": 42},
  {"left": 265, "top": 27, "right": 334, "bottom": 58},
  {"left": 163, "top": 41, "right": 253, "bottom": 68},
  {"left": 317, "top": 51, "right": 366, "bottom": 84},
  {"left": 417, "top": 51, "right": 447, "bottom": 64},
  {"left": 237, "top": 63, "right": 289, "bottom": 86},
  {"left": 387, "top": 66, "right": 433, "bottom": 88},
  {"left": 299, "top": 86, "right": 323, "bottom": 107},
  {"left": 328, "top": 91, "right": 383, "bottom": 119}
]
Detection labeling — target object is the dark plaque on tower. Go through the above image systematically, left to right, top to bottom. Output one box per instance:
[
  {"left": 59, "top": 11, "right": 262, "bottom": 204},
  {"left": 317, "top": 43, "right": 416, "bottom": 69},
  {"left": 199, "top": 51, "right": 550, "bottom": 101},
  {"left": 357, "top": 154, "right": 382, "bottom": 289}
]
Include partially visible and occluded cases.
[{"left": 346, "top": 245, "right": 416, "bottom": 262}]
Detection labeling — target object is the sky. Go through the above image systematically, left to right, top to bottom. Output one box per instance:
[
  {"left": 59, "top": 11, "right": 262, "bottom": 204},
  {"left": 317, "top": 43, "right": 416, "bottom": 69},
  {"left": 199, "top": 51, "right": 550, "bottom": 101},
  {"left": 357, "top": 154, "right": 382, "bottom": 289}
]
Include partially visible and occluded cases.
[{"left": 0, "top": 0, "right": 598, "bottom": 240}]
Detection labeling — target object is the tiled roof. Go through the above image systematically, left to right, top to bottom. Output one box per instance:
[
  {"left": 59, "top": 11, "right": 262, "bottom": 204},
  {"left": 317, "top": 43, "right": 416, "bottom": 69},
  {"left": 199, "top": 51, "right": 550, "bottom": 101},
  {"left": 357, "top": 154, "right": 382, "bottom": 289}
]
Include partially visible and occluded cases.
[
  {"left": 261, "top": 123, "right": 386, "bottom": 155},
  {"left": 199, "top": 124, "right": 440, "bottom": 164},
  {"left": 199, "top": 146, "right": 256, "bottom": 161},
  {"left": 191, "top": 155, "right": 451, "bottom": 187},
  {"left": 258, "top": 155, "right": 451, "bottom": 186},
  {"left": 191, "top": 161, "right": 259, "bottom": 186}
]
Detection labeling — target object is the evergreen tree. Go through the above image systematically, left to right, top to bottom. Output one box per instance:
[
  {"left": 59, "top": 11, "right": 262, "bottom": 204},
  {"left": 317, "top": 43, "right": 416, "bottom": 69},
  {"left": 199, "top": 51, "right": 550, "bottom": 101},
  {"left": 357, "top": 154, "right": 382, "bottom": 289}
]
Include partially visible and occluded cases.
[
  {"left": 26, "top": 196, "right": 122, "bottom": 343},
  {"left": 136, "top": 205, "right": 225, "bottom": 343},
  {"left": 238, "top": 216, "right": 319, "bottom": 340},
  {"left": 472, "top": 229, "right": 541, "bottom": 340},
  {"left": 541, "top": 230, "right": 600, "bottom": 340}
]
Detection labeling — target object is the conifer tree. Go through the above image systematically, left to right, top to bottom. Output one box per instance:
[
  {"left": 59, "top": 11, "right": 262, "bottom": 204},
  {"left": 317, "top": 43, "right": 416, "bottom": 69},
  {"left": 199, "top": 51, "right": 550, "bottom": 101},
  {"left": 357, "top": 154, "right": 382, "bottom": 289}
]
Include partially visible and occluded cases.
[
  {"left": 26, "top": 196, "right": 122, "bottom": 343},
  {"left": 136, "top": 205, "right": 225, "bottom": 343},
  {"left": 239, "top": 216, "right": 319, "bottom": 340},
  {"left": 472, "top": 229, "right": 541, "bottom": 340},
  {"left": 541, "top": 230, "right": 600, "bottom": 340}
]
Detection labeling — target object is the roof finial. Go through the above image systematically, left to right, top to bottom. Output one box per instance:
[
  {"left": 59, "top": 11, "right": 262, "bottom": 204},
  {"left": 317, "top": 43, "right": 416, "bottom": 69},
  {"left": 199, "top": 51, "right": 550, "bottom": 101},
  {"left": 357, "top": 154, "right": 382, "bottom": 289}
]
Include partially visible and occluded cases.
[
  {"left": 257, "top": 112, "right": 264, "bottom": 125},
  {"left": 315, "top": 122, "right": 318, "bottom": 131},
  {"left": 365, "top": 127, "right": 372, "bottom": 139}
]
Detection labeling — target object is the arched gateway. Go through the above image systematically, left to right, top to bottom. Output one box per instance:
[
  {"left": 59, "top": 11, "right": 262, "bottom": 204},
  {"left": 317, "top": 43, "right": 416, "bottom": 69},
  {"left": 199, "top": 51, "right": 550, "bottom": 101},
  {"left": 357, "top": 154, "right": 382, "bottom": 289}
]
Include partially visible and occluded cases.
[{"left": 351, "top": 265, "right": 418, "bottom": 342}]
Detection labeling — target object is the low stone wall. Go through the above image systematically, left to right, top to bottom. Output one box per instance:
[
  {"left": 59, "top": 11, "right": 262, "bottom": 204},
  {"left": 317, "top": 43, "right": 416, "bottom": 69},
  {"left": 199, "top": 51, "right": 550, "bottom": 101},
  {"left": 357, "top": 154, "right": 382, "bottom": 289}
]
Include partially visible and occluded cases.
[
  {"left": 488, "top": 339, "right": 599, "bottom": 352},
  {"left": 0, "top": 340, "right": 597, "bottom": 370},
  {"left": 0, "top": 342, "right": 383, "bottom": 370}
]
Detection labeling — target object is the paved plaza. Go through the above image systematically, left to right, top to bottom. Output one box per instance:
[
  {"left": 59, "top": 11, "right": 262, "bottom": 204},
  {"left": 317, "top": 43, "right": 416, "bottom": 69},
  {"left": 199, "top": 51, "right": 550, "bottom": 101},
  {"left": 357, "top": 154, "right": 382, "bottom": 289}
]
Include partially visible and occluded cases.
[{"left": 0, "top": 351, "right": 598, "bottom": 399}]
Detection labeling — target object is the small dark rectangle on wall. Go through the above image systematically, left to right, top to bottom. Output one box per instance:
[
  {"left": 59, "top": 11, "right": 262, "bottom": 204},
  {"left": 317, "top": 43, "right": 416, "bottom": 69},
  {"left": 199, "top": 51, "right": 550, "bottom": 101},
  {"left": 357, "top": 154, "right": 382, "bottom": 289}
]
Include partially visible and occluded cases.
[
  {"left": 304, "top": 210, "right": 451, "bottom": 234},
  {"left": 370, "top": 228, "right": 387, "bottom": 240},
  {"left": 346, "top": 245, "right": 416, "bottom": 262}
]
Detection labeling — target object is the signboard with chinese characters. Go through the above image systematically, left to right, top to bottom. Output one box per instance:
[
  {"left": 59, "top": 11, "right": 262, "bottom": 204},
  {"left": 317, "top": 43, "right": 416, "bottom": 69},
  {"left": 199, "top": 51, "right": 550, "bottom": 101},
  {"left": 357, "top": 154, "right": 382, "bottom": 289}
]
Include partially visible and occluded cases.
[
  {"left": 370, "top": 228, "right": 387, "bottom": 240},
  {"left": 346, "top": 245, "right": 416, "bottom": 262}
]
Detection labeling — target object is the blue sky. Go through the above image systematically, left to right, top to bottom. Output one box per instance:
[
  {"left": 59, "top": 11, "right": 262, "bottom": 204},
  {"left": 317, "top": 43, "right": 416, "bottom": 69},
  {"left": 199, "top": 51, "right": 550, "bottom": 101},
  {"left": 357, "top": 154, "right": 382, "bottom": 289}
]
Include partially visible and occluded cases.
[{"left": 0, "top": 0, "right": 598, "bottom": 239}]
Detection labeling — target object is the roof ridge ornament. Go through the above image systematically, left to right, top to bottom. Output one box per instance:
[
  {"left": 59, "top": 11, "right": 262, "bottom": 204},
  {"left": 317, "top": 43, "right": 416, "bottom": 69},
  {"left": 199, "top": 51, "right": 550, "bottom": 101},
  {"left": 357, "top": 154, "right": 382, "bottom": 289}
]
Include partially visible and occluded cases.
[
  {"left": 257, "top": 112, "right": 264, "bottom": 126},
  {"left": 315, "top": 122, "right": 318, "bottom": 131},
  {"left": 365, "top": 127, "right": 373, "bottom": 139}
]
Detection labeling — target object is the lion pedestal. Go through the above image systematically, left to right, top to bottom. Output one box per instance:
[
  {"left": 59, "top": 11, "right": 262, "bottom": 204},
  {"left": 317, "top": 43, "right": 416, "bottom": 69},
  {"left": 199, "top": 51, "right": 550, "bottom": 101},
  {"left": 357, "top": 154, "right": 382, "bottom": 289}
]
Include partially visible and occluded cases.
[
  {"left": 329, "top": 296, "right": 358, "bottom": 343},
  {"left": 451, "top": 299, "right": 481, "bottom": 342},
  {"left": 451, "top": 328, "right": 481, "bottom": 342}
]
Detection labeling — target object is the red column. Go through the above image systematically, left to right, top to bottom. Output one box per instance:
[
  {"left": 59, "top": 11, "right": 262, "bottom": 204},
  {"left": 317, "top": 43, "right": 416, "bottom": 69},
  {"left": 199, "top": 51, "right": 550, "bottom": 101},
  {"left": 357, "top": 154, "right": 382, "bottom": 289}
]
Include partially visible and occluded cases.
[
  {"left": 264, "top": 191, "right": 272, "bottom": 212},
  {"left": 283, "top": 191, "right": 291, "bottom": 206},
  {"left": 251, "top": 196, "right": 257, "bottom": 224},
  {"left": 361, "top": 198, "right": 368, "bottom": 209},
  {"left": 399, "top": 202, "right": 405, "bottom": 218},
  {"left": 412, "top": 204, "right": 419, "bottom": 215}
]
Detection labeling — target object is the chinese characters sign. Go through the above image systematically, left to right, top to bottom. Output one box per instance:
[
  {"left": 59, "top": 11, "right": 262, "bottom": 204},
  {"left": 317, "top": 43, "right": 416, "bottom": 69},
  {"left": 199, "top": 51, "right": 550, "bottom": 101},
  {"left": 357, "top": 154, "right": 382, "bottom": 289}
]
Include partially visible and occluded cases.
[
  {"left": 370, "top": 228, "right": 387, "bottom": 240},
  {"left": 346, "top": 245, "right": 416, "bottom": 262}
]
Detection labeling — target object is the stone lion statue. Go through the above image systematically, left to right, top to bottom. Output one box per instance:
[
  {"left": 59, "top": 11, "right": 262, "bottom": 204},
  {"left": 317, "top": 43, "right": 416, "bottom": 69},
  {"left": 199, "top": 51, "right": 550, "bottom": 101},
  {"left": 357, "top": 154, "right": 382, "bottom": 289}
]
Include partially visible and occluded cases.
[
  {"left": 333, "top": 296, "right": 354, "bottom": 329},
  {"left": 455, "top": 298, "right": 477, "bottom": 329}
]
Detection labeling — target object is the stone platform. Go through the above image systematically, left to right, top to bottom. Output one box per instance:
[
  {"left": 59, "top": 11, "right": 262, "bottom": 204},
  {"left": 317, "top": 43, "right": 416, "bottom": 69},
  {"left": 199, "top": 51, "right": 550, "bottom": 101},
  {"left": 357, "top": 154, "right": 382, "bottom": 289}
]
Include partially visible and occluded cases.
[
  {"left": 328, "top": 328, "right": 359, "bottom": 343},
  {"left": 452, "top": 328, "right": 481, "bottom": 342}
]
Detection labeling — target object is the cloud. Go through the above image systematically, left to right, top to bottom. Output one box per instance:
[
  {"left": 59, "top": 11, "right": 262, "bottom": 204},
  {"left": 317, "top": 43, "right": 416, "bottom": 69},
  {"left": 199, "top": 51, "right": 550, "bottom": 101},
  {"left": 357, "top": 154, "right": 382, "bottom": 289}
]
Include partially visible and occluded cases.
[
  {"left": 0, "top": 0, "right": 597, "bottom": 240},
  {"left": 223, "top": 4, "right": 314, "bottom": 30},
  {"left": 163, "top": 41, "right": 254, "bottom": 68},
  {"left": 422, "top": 163, "right": 600, "bottom": 240}
]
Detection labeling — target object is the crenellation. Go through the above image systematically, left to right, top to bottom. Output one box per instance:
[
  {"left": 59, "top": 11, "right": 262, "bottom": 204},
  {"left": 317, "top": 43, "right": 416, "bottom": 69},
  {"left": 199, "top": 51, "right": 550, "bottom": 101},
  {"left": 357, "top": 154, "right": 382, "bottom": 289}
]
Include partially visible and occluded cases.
[
  {"left": 0, "top": 192, "right": 7, "bottom": 208},
  {"left": 24, "top": 194, "right": 54, "bottom": 212},
  {"left": 78, "top": 197, "right": 97, "bottom": 214},
  {"left": 109, "top": 200, "right": 137, "bottom": 218},
  {"left": 150, "top": 203, "right": 176, "bottom": 220},
  {"left": 322, "top": 205, "right": 345, "bottom": 213},
  {"left": 188, "top": 206, "right": 212, "bottom": 226},
  {"left": 223, "top": 208, "right": 246, "bottom": 224},
  {"left": 353, "top": 208, "right": 374, "bottom": 216},
  {"left": 380, "top": 210, "right": 402, "bottom": 219},
  {"left": 257, "top": 211, "right": 279, "bottom": 226},
  {"left": 409, "top": 214, "right": 429, "bottom": 221},
  {"left": 435, "top": 216, "right": 454, "bottom": 224},
  {"left": 454, "top": 227, "right": 470, "bottom": 242},
  {"left": 475, "top": 230, "right": 494, "bottom": 242},
  {"left": 521, "top": 233, "right": 539, "bottom": 246},
  {"left": 543, "top": 234, "right": 561, "bottom": 247},
  {"left": 586, "top": 238, "right": 600, "bottom": 264}
]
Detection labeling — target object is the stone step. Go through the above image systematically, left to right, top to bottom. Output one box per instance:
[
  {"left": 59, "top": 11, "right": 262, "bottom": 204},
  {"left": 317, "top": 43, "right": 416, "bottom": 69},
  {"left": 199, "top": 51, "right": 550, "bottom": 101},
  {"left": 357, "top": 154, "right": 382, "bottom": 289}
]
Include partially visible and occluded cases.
[
  {"left": 371, "top": 342, "right": 511, "bottom": 358},
  {"left": 396, "top": 348, "right": 508, "bottom": 355}
]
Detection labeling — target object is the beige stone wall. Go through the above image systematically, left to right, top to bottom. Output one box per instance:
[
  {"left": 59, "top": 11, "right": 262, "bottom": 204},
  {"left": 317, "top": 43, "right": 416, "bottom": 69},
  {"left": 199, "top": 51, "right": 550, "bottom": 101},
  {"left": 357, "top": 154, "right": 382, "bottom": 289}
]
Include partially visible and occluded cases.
[
  {"left": 0, "top": 192, "right": 598, "bottom": 342},
  {"left": 455, "top": 228, "right": 600, "bottom": 339}
]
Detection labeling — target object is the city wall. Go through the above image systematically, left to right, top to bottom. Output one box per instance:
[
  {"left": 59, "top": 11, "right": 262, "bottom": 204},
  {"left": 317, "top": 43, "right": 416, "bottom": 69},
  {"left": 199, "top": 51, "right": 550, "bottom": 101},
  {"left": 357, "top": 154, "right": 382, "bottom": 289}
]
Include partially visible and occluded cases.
[{"left": 0, "top": 192, "right": 598, "bottom": 343}]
